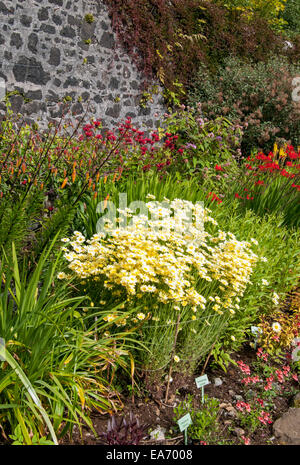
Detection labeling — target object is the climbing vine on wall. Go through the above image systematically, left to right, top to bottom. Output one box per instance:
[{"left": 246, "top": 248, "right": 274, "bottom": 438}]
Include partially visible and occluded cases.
[{"left": 103, "top": 0, "right": 284, "bottom": 105}]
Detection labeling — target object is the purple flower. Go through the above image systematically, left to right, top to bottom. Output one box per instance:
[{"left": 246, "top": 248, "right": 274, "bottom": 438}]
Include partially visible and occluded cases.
[{"left": 185, "top": 143, "right": 197, "bottom": 149}]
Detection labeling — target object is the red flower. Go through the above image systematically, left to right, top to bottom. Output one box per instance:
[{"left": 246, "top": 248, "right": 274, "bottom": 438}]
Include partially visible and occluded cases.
[
  {"left": 215, "top": 164, "right": 223, "bottom": 171},
  {"left": 207, "top": 192, "right": 223, "bottom": 204},
  {"left": 257, "top": 348, "right": 268, "bottom": 362},
  {"left": 237, "top": 360, "right": 251, "bottom": 375},
  {"left": 236, "top": 401, "right": 251, "bottom": 412},
  {"left": 258, "top": 411, "right": 272, "bottom": 425},
  {"left": 241, "top": 436, "right": 251, "bottom": 445}
]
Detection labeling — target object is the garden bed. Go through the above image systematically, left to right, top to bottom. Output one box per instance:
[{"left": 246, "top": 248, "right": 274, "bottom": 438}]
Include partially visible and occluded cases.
[{"left": 65, "top": 343, "right": 299, "bottom": 446}]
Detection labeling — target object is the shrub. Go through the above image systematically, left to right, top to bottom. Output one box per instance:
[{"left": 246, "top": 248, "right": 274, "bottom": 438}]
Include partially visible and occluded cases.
[
  {"left": 104, "top": 0, "right": 282, "bottom": 102},
  {"left": 216, "top": 0, "right": 288, "bottom": 32},
  {"left": 281, "top": 0, "right": 300, "bottom": 37},
  {"left": 188, "top": 55, "right": 300, "bottom": 154},
  {"left": 0, "top": 109, "right": 137, "bottom": 261},
  {"left": 205, "top": 144, "right": 300, "bottom": 228},
  {"left": 233, "top": 144, "right": 300, "bottom": 228},
  {"left": 67, "top": 174, "right": 299, "bottom": 373},
  {"left": 61, "top": 188, "right": 260, "bottom": 372},
  {"left": 205, "top": 199, "right": 300, "bottom": 360},
  {"left": 0, "top": 241, "right": 135, "bottom": 443},
  {"left": 257, "top": 308, "right": 300, "bottom": 356},
  {"left": 173, "top": 394, "right": 220, "bottom": 444}
]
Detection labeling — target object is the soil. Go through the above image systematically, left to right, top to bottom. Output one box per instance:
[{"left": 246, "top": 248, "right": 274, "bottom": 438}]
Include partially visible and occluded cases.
[{"left": 62, "top": 343, "right": 299, "bottom": 446}]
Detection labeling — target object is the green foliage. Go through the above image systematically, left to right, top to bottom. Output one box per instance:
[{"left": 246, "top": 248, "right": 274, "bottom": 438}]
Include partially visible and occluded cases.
[
  {"left": 104, "top": 0, "right": 282, "bottom": 105},
  {"left": 217, "top": 0, "right": 288, "bottom": 32},
  {"left": 281, "top": 0, "right": 300, "bottom": 36},
  {"left": 84, "top": 13, "right": 95, "bottom": 24},
  {"left": 188, "top": 55, "right": 300, "bottom": 154},
  {"left": 162, "top": 107, "right": 242, "bottom": 173},
  {"left": 227, "top": 147, "right": 299, "bottom": 229},
  {"left": 72, "top": 173, "right": 299, "bottom": 374},
  {"left": 207, "top": 201, "right": 300, "bottom": 356},
  {"left": 0, "top": 240, "right": 135, "bottom": 442},
  {"left": 210, "top": 341, "right": 237, "bottom": 372},
  {"left": 173, "top": 394, "right": 220, "bottom": 443},
  {"left": 9, "top": 425, "right": 55, "bottom": 445}
]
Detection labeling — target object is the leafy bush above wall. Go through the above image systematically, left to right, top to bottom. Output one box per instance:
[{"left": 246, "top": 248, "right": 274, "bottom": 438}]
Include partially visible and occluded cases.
[
  {"left": 103, "top": 0, "right": 285, "bottom": 103},
  {"left": 281, "top": 0, "right": 300, "bottom": 37},
  {"left": 188, "top": 55, "right": 300, "bottom": 154}
]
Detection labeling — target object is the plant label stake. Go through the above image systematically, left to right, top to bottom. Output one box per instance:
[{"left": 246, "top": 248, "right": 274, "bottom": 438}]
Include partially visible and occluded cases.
[
  {"left": 251, "top": 326, "right": 263, "bottom": 349},
  {"left": 195, "top": 374, "right": 209, "bottom": 403},
  {"left": 177, "top": 413, "right": 192, "bottom": 445}
]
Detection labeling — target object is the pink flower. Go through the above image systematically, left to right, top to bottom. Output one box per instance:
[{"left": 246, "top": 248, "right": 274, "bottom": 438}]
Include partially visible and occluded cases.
[
  {"left": 257, "top": 348, "right": 268, "bottom": 362},
  {"left": 237, "top": 360, "right": 251, "bottom": 375},
  {"left": 282, "top": 365, "right": 290, "bottom": 376},
  {"left": 276, "top": 369, "right": 284, "bottom": 383},
  {"left": 264, "top": 375, "right": 274, "bottom": 391},
  {"left": 241, "top": 377, "right": 251, "bottom": 385},
  {"left": 236, "top": 401, "right": 251, "bottom": 413},
  {"left": 258, "top": 411, "right": 272, "bottom": 425},
  {"left": 241, "top": 436, "right": 251, "bottom": 445}
]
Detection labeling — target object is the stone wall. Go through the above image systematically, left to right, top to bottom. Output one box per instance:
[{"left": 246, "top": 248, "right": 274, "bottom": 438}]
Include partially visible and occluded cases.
[{"left": 0, "top": 0, "right": 165, "bottom": 130}]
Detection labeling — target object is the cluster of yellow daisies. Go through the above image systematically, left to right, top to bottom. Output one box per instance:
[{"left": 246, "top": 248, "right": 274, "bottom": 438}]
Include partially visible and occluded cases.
[{"left": 58, "top": 196, "right": 263, "bottom": 323}]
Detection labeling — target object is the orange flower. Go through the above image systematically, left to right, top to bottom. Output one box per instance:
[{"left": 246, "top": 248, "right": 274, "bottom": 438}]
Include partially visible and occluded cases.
[
  {"left": 72, "top": 170, "right": 76, "bottom": 182},
  {"left": 61, "top": 177, "right": 68, "bottom": 189},
  {"left": 104, "top": 194, "right": 110, "bottom": 209}
]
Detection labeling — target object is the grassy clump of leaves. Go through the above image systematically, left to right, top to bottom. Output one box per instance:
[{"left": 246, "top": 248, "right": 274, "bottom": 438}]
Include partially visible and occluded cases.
[{"left": 0, "top": 238, "right": 139, "bottom": 444}]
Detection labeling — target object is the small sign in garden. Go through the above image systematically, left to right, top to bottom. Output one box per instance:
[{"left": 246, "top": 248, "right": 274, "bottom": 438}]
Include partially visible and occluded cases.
[
  {"left": 251, "top": 326, "right": 263, "bottom": 348},
  {"left": 195, "top": 374, "right": 210, "bottom": 403},
  {"left": 177, "top": 413, "right": 192, "bottom": 445}
]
